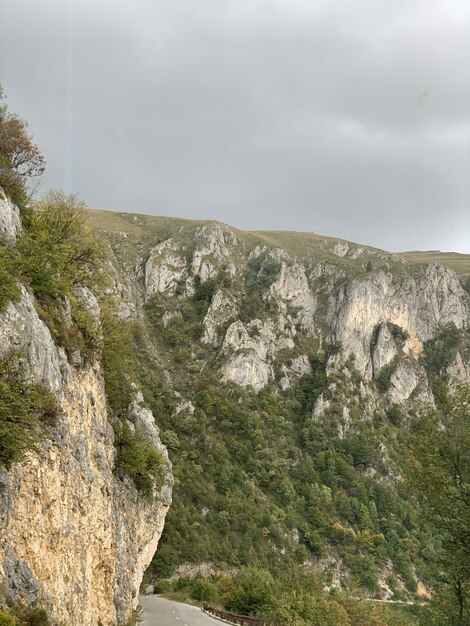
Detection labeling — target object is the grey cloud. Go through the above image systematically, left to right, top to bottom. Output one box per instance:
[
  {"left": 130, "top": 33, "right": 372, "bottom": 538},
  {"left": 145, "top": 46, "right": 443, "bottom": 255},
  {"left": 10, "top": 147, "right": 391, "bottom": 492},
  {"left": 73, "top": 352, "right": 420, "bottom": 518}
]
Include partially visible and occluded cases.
[{"left": 1, "top": 0, "right": 469, "bottom": 252}]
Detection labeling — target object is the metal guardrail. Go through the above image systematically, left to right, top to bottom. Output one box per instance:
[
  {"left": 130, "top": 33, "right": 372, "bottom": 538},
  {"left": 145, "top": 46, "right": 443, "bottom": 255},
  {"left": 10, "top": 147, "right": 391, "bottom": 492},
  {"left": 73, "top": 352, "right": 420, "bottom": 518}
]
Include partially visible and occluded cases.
[{"left": 203, "top": 604, "right": 277, "bottom": 626}]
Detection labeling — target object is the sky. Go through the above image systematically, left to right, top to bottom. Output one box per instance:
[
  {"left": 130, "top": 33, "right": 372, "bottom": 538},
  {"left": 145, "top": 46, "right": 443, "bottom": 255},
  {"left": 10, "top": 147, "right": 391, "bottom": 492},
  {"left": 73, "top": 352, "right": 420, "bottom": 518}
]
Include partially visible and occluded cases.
[{"left": 1, "top": 0, "right": 469, "bottom": 252}]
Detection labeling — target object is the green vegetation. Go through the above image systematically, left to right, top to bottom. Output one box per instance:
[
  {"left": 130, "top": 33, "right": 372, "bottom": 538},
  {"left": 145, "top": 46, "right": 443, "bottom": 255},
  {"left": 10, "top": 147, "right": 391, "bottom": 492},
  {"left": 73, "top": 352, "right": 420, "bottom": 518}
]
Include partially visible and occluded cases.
[
  {"left": 0, "top": 85, "right": 45, "bottom": 207},
  {"left": 18, "top": 190, "right": 100, "bottom": 300},
  {"left": 0, "top": 245, "right": 21, "bottom": 312},
  {"left": 138, "top": 283, "right": 438, "bottom": 608},
  {"left": 100, "top": 303, "right": 136, "bottom": 417},
  {"left": 100, "top": 304, "right": 169, "bottom": 497},
  {"left": 422, "top": 323, "right": 469, "bottom": 376},
  {"left": 0, "top": 355, "right": 57, "bottom": 469},
  {"left": 374, "top": 356, "right": 399, "bottom": 392},
  {"left": 407, "top": 387, "right": 470, "bottom": 625},
  {"left": 114, "top": 421, "right": 167, "bottom": 498},
  {"left": 158, "top": 567, "right": 418, "bottom": 626},
  {"left": 0, "top": 607, "right": 61, "bottom": 626},
  {"left": 0, "top": 610, "right": 16, "bottom": 626}
]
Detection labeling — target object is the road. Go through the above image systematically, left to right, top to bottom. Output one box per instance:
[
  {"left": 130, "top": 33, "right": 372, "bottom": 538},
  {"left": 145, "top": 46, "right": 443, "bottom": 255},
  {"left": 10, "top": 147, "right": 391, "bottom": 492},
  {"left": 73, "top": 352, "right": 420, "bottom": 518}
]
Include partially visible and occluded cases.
[{"left": 139, "top": 595, "right": 223, "bottom": 626}]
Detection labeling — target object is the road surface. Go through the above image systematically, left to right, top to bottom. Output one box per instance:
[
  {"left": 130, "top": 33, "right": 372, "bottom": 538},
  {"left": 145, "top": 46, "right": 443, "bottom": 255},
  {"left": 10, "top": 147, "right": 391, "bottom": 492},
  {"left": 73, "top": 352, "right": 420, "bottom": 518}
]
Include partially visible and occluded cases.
[{"left": 139, "top": 595, "right": 223, "bottom": 626}]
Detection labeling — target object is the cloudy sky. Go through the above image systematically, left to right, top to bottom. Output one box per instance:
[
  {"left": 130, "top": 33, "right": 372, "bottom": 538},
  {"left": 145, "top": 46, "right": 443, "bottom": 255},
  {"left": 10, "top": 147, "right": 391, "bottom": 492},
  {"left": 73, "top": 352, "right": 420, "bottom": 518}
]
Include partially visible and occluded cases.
[{"left": 1, "top": 0, "right": 469, "bottom": 252}]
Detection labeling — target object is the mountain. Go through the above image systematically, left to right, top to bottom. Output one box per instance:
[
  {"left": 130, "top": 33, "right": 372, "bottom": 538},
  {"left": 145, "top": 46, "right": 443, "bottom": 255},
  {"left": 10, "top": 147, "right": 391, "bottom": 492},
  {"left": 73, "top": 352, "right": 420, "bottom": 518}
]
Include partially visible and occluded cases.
[
  {"left": 1, "top": 193, "right": 469, "bottom": 625},
  {"left": 86, "top": 210, "right": 469, "bottom": 592}
]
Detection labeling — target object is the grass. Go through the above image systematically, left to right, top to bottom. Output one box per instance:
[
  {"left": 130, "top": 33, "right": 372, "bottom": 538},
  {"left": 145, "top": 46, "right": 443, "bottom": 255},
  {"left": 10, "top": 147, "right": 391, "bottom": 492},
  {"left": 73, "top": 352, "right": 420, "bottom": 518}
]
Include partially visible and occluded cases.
[
  {"left": 84, "top": 208, "right": 470, "bottom": 288},
  {"left": 401, "top": 251, "right": 470, "bottom": 278}
]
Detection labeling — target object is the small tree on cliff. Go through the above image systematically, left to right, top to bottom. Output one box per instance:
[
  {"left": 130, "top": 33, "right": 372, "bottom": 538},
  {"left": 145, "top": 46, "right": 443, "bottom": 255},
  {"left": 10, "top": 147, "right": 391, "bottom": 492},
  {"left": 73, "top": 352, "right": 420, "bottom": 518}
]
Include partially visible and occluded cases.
[{"left": 0, "top": 85, "right": 45, "bottom": 205}]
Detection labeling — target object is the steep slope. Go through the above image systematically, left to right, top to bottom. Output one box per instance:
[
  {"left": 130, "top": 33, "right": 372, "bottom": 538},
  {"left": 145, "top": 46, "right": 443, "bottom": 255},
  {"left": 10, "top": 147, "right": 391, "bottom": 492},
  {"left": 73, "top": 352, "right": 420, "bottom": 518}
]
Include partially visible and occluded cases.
[
  {"left": 0, "top": 193, "right": 172, "bottom": 626},
  {"left": 86, "top": 210, "right": 469, "bottom": 600}
]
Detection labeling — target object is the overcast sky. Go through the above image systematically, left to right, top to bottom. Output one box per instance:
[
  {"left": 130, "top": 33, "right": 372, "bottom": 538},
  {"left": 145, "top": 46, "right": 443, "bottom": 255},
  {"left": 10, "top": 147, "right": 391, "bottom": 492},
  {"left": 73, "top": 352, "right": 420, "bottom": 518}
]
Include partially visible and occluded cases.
[{"left": 1, "top": 0, "right": 469, "bottom": 252}]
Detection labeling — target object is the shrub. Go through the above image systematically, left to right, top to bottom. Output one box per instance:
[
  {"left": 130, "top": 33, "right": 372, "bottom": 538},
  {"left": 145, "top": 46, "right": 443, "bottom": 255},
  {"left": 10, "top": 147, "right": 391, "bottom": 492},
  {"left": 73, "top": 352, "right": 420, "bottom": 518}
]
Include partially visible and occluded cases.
[
  {"left": 18, "top": 190, "right": 100, "bottom": 300},
  {"left": 0, "top": 245, "right": 21, "bottom": 312},
  {"left": 100, "top": 303, "right": 135, "bottom": 417},
  {"left": 422, "top": 323, "right": 462, "bottom": 375},
  {"left": 0, "top": 355, "right": 58, "bottom": 469},
  {"left": 375, "top": 357, "right": 399, "bottom": 392},
  {"left": 114, "top": 421, "right": 167, "bottom": 498},
  {"left": 225, "top": 567, "right": 275, "bottom": 615},
  {"left": 16, "top": 608, "right": 50, "bottom": 626},
  {"left": 0, "top": 610, "right": 16, "bottom": 626}
]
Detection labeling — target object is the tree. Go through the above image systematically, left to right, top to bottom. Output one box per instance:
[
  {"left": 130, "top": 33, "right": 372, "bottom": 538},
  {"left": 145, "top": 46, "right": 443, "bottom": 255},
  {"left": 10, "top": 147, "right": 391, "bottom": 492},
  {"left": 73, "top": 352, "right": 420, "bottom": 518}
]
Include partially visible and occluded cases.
[
  {"left": 0, "top": 85, "right": 45, "bottom": 204},
  {"left": 18, "top": 190, "right": 100, "bottom": 299},
  {"left": 407, "top": 386, "right": 470, "bottom": 624}
]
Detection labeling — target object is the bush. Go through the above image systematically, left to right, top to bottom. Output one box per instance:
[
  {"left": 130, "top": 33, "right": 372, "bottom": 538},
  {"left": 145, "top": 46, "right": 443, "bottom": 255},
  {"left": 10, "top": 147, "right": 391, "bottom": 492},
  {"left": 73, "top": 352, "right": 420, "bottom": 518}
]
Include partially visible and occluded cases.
[
  {"left": 18, "top": 190, "right": 100, "bottom": 300},
  {"left": 0, "top": 245, "right": 21, "bottom": 312},
  {"left": 100, "top": 303, "right": 136, "bottom": 417},
  {"left": 422, "top": 323, "right": 462, "bottom": 375},
  {"left": 0, "top": 355, "right": 58, "bottom": 469},
  {"left": 375, "top": 357, "right": 399, "bottom": 392},
  {"left": 114, "top": 421, "right": 167, "bottom": 498},
  {"left": 225, "top": 567, "right": 275, "bottom": 615},
  {"left": 17, "top": 608, "right": 50, "bottom": 626},
  {"left": 0, "top": 610, "right": 16, "bottom": 626}
]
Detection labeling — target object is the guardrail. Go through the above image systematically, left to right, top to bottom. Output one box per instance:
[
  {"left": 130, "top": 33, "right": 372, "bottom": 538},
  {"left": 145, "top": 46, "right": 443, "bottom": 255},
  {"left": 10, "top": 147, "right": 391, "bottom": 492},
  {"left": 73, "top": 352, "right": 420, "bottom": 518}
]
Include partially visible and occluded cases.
[{"left": 203, "top": 604, "right": 277, "bottom": 626}]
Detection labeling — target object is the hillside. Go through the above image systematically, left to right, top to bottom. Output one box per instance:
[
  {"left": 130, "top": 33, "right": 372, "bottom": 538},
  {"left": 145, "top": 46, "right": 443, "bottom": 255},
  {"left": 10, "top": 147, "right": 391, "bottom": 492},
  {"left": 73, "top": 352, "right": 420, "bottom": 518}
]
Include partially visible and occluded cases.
[
  {"left": 2, "top": 193, "right": 469, "bottom": 625},
  {"left": 86, "top": 208, "right": 469, "bottom": 620}
]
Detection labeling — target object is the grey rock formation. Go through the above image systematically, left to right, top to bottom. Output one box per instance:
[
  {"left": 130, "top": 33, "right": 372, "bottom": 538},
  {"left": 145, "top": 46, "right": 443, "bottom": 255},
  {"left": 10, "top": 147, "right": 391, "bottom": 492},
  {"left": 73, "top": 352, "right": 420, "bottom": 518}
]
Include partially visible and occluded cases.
[
  {"left": 0, "top": 186, "right": 21, "bottom": 246},
  {"left": 328, "top": 265, "right": 469, "bottom": 380},
  {"left": 0, "top": 290, "right": 172, "bottom": 626}
]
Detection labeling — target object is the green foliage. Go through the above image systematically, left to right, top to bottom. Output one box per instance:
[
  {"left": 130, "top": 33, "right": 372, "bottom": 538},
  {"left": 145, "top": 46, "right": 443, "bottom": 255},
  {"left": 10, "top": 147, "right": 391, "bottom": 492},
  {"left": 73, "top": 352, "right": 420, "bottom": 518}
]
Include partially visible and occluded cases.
[
  {"left": 0, "top": 85, "right": 45, "bottom": 206},
  {"left": 18, "top": 190, "right": 100, "bottom": 300},
  {"left": 0, "top": 245, "right": 21, "bottom": 312},
  {"left": 140, "top": 267, "right": 436, "bottom": 605},
  {"left": 100, "top": 303, "right": 136, "bottom": 417},
  {"left": 388, "top": 323, "right": 409, "bottom": 343},
  {"left": 422, "top": 323, "right": 465, "bottom": 376},
  {"left": 0, "top": 355, "right": 58, "bottom": 469},
  {"left": 375, "top": 357, "right": 399, "bottom": 392},
  {"left": 407, "top": 387, "right": 470, "bottom": 624},
  {"left": 114, "top": 421, "right": 167, "bottom": 498},
  {"left": 161, "top": 567, "right": 416, "bottom": 626},
  {"left": 225, "top": 567, "right": 275, "bottom": 615},
  {"left": 269, "top": 591, "right": 350, "bottom": 626},
  {"left": 1, "top": 605, "right": 53, "bottom": 626},
  {"left": 11, "top": 608, "right": 51, "bottom": 626},
  {"left": 0, "top": 610, "right": 16, "bottom": 626}
]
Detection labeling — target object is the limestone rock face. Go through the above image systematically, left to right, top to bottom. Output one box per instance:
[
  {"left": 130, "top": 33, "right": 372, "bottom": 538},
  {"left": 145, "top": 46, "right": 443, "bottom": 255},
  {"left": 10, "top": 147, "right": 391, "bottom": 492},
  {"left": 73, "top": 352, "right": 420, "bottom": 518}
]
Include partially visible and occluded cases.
[
  {"left": 0, "top": 187, "right": 21, "bottom": 246},
  {"left": 191, "top": 224, "right": 239, "bottom": 283},
  {"left": 145, "top": 239, "right": 187, "bottom": 297},
  {"left": 269, "top": 262, "right": 315, "bottom": 333},
  {"left": 328, "top": 264, "right": 469, "bottom": 379},
  {"left": 0, "top": 287, "right": 66, "bottom": 390},
  {"left": 202, "top": 290, "right": 236, "bottom": 346},
  {"left": 0, "top": 292, "right": 172, "bottom": 626},
  {"left": 220, "top": 318, "right": 295, "bottom": 391},
  {"left": 371, "top": 323, "right": 397, "bottom": 375},
  {"left": 279, "top": 355, "right": 312, "bottom": 390}
]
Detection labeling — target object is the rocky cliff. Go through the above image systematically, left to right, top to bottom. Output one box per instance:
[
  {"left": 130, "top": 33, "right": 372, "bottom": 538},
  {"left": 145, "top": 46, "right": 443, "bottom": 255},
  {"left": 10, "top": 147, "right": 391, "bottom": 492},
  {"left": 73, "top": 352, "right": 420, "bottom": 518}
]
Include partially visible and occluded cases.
[
  {"left": 2, "top": 192, "right": 470, "bottom": 613},
  {"left": 0, "top": 194, "right": 172, "bottom": 625},
  {"left": 85, "top": 209, "right": 470, "bottom": 597},
  {"left": 91, "top": 211, "right": 470, "bottom": 407}
]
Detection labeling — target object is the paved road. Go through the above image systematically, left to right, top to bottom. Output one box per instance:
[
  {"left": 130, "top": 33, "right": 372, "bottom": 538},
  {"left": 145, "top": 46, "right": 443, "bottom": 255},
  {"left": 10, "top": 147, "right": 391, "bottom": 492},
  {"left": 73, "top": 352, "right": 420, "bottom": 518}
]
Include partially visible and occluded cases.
[{"left": 139, "top": 595, "right": 222, "bottom": 626}]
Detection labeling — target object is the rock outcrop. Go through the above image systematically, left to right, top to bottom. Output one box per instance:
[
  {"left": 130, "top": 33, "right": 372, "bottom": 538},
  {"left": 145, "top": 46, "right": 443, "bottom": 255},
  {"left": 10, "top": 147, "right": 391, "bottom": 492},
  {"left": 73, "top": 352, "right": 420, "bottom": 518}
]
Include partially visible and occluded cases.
[
  {"left": 0, "top": 186, "right": 21, "bottom": 246},
  {"left": 0, "top": 290, "right": 172, "bottom": 626}
]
